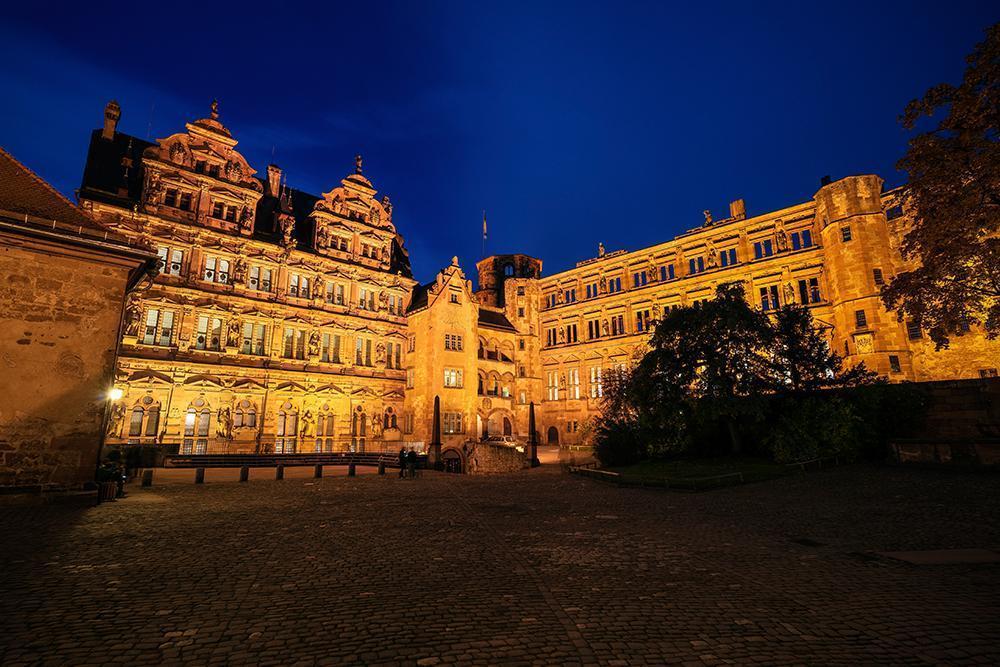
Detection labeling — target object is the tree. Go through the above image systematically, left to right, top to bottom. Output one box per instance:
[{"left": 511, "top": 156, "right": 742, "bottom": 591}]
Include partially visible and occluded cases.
[
  {"left": 881, "top": 23, "right": 1000, "bottom": 347},
  {"left": 769, "top": 304, "right": 881, "bottom": 391}
]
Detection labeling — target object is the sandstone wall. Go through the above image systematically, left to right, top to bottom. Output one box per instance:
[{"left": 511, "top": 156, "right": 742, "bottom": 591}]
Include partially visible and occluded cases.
[{"left": 467, "top": 442, "right": 526, "bottom": 475}]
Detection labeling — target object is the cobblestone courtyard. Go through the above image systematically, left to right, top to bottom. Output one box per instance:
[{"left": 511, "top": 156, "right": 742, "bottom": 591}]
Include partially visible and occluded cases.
[{"left": 2, "top": 463, "right": 999, "bottom": 666}]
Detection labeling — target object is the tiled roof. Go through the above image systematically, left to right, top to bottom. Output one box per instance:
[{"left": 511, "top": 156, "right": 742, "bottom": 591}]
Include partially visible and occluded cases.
[
  {"left": 0, "top": 145, "right": 107, "bottom": 232},
  {"left": 478, "top": 308, "right": 517, "bottom": 331}
]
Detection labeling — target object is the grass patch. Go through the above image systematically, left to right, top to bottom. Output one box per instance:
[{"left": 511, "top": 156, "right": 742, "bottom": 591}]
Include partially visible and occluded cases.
[{"left": 609, "top": 456, "right": 787, "bottom": 485}]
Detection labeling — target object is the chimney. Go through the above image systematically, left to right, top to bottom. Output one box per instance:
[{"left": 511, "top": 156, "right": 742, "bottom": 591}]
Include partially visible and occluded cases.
[
  {"left": 102, "top": 100, "right": 121, "bottom": 140},
  {"left": 266, "top": 164, "right": 282, "bottom": 197},
  {"left": 820, "top": 175, "right": 832, "bottom": 186},
  {"left": 729, "top": 198, "right": 746, "bottom": 220}
]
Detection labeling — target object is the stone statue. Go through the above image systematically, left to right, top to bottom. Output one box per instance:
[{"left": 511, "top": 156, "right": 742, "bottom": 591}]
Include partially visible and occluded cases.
[
  {"left": 210, "top": 99, "right": 220, "bottom": 120},
  {"left": 169, "top": 141, "right": 188, "bottom": 166},
  {"left": 355, "top": 154, "right": 363, "bottom": 174},
  {"left": 144, "top": 172, "right": 163, "bottom": 206},
  {"left": 381, "top": 195, "right": 393, "bottom": 221},
  {"left": 239, "top": 206, "right": 253, "bottom": 231},
  {"left": 370, "top": 206, "right": 380, "bottom": 227},
  {"left": 703, "top": 210, "right": 713, "bottom": 226},
  {"left": 279, "top": 215, "right": 296, "bottom": 247},
  {"left": 774, "top": 219, "right": 789, "bottom": 252},
  {"left": 316, "top": 225, "right": 332, "bottom": 249},
  {"left": 706, "top": 240, "right": 718, "bottom": 268},
  {"left": 598, "top": 242, "right": 606, "bottom": 257},
  {"left": 232, "top": 257, "right": 247, "bottom": 284},
  {"left": 646, "top": 259, "right": 657, "bottom": 282},
  {"left": 599, "top": 275, "right": 608, "bottom": 294},
  {"left": 312, "top": 276, "right": 324, "bottom": 300},
  {"left": 783, "top": 281, "right": 796, "bottom": 304},
  {"left": 378, "top": 291, "right": 389, "bottom": 312},
  {"left": 556, "top": 291, "right": 564, "bottom": 305},
  {"left": 123, "top": 294, "right": 143, "bottom": 337},
  {"left": 652, "top": 303, "right": 661, "bottom": 319},
  {"left": 226, "top": 319, "right": 241, "bottom": 347},
  {"left": 602, "top": 319, "right": 610, "bottom": 337},
  {"left": 558, "top": 328, "right": 566, "bottom": 344},
  {"left": 308, "top": 330, "right": 321, "bottom": 357},
  {"left": 376, "top": 342, "right": 387, "bottom": 364},
  {"left": 106, "top": 401, "right": 126, "bottom": 437},
  {"left": 217, "top": 407, "right": 232, "bottom": 439},
  {"left": 300, "top": 410, "right": 316, "bottom": 438},
  {"left": 370, "top": 414, "right": 383, "bottom": 438}
]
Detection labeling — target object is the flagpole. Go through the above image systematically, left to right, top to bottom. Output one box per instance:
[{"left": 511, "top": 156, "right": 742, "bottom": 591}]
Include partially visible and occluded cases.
[{"left": 482, "top": 209, "right": 486, "bottom": 259}]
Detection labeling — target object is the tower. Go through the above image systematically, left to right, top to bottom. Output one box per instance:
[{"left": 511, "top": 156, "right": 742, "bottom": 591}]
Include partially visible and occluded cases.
[{"left": 475, "top": 254, "right": 542, "bottom": 308}]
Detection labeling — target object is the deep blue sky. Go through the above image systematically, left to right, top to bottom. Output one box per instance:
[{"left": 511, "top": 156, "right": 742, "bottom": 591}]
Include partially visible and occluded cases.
[{"left": 2, "top": 2, "right": 996, "bottom": 281}]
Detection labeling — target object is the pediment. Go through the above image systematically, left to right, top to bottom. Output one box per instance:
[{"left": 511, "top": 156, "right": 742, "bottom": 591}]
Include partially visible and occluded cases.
[
  {"left": 126, "top": 369, "right": 174, "bottom": 385},
  {"left": 184, "top": 374, "right": 225, "bottom": 388},
  {"left": 231, "top": 378, "right": 266, "bottom": 390},
  {"left": 275, "top": 381, "right": 308, "bottom": 392}
]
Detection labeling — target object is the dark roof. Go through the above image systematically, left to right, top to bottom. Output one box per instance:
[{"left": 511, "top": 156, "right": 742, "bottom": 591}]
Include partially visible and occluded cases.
[
  {"left": 79, "top": 130, "right": 413, "bottom": 278},
  {"left": 0, "top": 145, "right": 108, "bottom": 232},
  {"left": 407, "top": 282, "right": 431, "bottom": 313},
  {"left": 478, "top": 308, "right": 516, "bottom": 331}
]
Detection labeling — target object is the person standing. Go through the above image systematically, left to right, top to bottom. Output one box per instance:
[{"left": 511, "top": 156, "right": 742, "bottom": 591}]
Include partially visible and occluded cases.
[
  {"left": 398, "top": 447, "right": 407, "bottom": 479},
  {"left": 406, "top": 447, "right": 418, "bottom": 479}
]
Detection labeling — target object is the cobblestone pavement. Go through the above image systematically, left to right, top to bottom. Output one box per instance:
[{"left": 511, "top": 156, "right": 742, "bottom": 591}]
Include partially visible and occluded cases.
[{"left": 2, "top": 464, "right": 999, "bottom": 666}]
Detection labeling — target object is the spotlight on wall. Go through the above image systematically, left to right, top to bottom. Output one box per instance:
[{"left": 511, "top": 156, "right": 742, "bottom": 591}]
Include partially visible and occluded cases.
[{"left": 108, "top": 387, "right": 124, "bottom": 401}]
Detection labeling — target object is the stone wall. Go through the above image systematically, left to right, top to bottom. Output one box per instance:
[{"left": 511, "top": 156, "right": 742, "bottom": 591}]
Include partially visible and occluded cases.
[
  {"left": 0, "top": 236, "right": 132, "bottom": 488},
  {"left": 911, "top": 378, "right": 1000, "bottom": 440},
  {"left": 467, "top": 442, "right": 526, "bottom": 475}
]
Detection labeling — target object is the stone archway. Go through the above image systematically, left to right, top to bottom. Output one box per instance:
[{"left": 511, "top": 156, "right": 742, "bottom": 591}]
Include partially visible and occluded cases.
[
  {"left": 503, "top": 417, "right": 512, "bottom": 436},
  {"left": 547, "top": 426, "right": 559, "bottom": 445},
  {"left": 441, "top": 447, "right": 464, "bottom": 473}
]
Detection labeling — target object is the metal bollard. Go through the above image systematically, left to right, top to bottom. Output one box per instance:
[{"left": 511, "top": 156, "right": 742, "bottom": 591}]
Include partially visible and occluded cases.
[
  {"left": 378, "top": 461, "right": 385, "bottom": 475},
  {"left": 348, "top": 462, "right": 356, "bottom": 477},
  {"left": 314, "top": 464, "right": 323, "bottom": 478},
  {"left": 276, "top": 465, "right": 284, "bottom": 480},
  {"left": 239, "top": 466, "right": 249, "bottom": 482},
  {"left": 195, "top": 467, "right": 205, "bottom": 484},
  {"left": 141, "top": 469, "right": 153, "bottom": 487}
]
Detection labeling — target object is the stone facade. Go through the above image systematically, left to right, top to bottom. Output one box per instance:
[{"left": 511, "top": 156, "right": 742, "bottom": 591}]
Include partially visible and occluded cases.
[{"left": 68, "top": 100, "right": 997, "bottom": 457}]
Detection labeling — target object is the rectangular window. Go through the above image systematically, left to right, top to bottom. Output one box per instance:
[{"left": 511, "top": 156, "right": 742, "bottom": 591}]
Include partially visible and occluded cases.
[
  {"left": 163, "top": 188, "right": 178, "bottom": 208},
  {"left": 179, "top": 192, "right": 192, "bottom": 211},
  {"left": 212, "top": 201, "right": 224, "bottom": 218},
  {"left": 886, "top": 205, "right": 904, "bottom": 220},
  {"left": 841, "top": 226, "right": 852, "bottom": 242},
  {"left": 791, "top": 229, "right": 814, "bottom": 250},
  {"left": 753, "top": 239, "right": 774, "bottom": 259},
  {"left": 156, "top": 247, "right": 184, "bottom": 276},
  {"left": 719, "top": 248, "right": 738, "bottom": 267},
  {"left": 688, "top": 257, "right": 705, "bottom": 274},
  {"left": 660, "top": 264, "right": 675, "bottom": 281},
  {"left": 249, "top": 266, "right": 272, "bottom": 292},
  {"left": 873, "top": 268, "right": 884, "bottom": 286},
  {"left": 632, "top": 272, "right": 647, "bottom": 288},
  {"left": 289, "top": 274, "right": 310, "bottom": 298},
  {"left": 608, "top": 277, "right": 622, "bottom": 294},
  {"left": 797, "top": 278, "right": 821, "bottom": 304},
  {"left": 585, "top": 283, "right": 598, "bottom": 299},
  {"left": 759, "top": 285, "right": 780, "bottom": 311},
  {"left": 359, "top": 288, "right": 376, "bottom": 310},
  {"left": 564, "top": 288, "right": 577, "bottom": 303},
  {"left": 142, "top": 308, "right": 174, "bottom": 346},
  {"left": 635, "top": 309, "right": 651, "bottom": 333},
  {"left": 855, "top": 310, "right": 867, "bottom": 329},
  {"left": 610, "top": 314, "right": 625, "bottom": 336},
  {"left": 196, "top": 315, "right": 223, "bottom": 351},
  {"left": 587, "top": 319, "right": 600, "bottom": 340},
  {"left": 906, "top": 321, "right": 922, "bottom": 340},
  {"left": 240, "top": 322, "right": 267, "bottom": 356},
  {"left": 565, "top": 323, "right": 578, "bottom": 343},
  {"left": 283, "top": 328, "right": 306, "bottom": 359},
  {"left": 321, "top": 333, "right": 341, "bottom": 363},
  {"left": 444, "top": 334, "right": 464, "bottom": 351},
  {"left": 407, "top": 335, "right": 415, "bottom": 353},
  {"left": 355, "top": 337, "right": 372, "bottom": 366},
  {"left": 889, "top": 355, "right": 901, "bottom": 373},
  {"left": 589, "top": 366, "right": 603, "bottom": 398},
  {"left": 406, "top": 368, "right": 415, "bottom": 389},
  {"left": 444, "top": 368, "right": 464, "bottom": 388},
  {"left": 567, "top": 368, "right": 580, "bottom": 399},
  {"left": 546, "top": 371, "right": 559, "bottom": 401},
  {"left": 403, "top": 412, "right": 414, "bottom": 434},
  {"left": 443, "top": 412, "right": 464, "bottom": 434}
]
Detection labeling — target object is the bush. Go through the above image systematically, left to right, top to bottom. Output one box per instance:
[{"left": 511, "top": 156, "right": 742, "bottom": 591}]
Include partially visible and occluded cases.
[
  {"left": 761, "top": 396, "right": 861, "bottom": 463},
  {"left": 593, "top": 418, "right": 649, "bottom": 467}
]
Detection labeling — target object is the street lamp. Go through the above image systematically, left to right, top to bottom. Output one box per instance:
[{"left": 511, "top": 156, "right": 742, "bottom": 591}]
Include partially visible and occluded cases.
[{"left": 108, "top": 387, "right": 124, "bottom": 401}]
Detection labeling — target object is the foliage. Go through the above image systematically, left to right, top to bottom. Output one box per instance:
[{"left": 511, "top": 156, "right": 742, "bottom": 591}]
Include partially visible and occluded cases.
[
  {"left": 881, "top": 23, "right": 1000, "bottom": 347},
  {"left": 761, "top": 396, "right": 861, "bottom": 463},
  {"left": 592, "top": 417, "right": 650, "bottom": 467}
]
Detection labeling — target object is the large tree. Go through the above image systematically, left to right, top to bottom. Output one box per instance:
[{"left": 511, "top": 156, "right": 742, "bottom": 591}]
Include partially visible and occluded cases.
[{"left": 881, "top": 23, "right": 1000, "bottom": 347}]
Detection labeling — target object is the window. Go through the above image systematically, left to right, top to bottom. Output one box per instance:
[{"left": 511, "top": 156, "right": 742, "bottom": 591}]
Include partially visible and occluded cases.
[
  {"left": 195, "top": 160, "right": 206, "bottom": 174},
  {"left": 163, "top": 188, "right": 178, "bottom": 208},
  {"left": 178, "top": 192, "right": 192, "bottom": 211},
  {"left": 211, "top": 201, "right": 224, "bottom": 218},
  {"left": 886, "top": 205, "right": 904, "bottom": 220},
  {"left": 841, "top": 226, "right": 852, "bottom": 242},
  {"left": 790, "top": 229, "right": 813, "bottom": 250},
  {"left": 753, "top": 239, "right": 774, "bottom": 259},
  {"left": 156, "top": 247, "right": 184, "bottom": 276},
  {"left": 719, "top": 248, "right": 738, "bottom": 267},
  {"left": 203, "top": 256, "right": 230, "bottom": 284},
  {"left": 688, "top": 257, "right": 705, "bottom": 274},
  {"left": 660, "top": 264, "right": 675, "bottom": 281},
  {"left": 249, "top": 266, "right": 272, "bottom": 292},
  {"left": 873, "top": 268, "right": 885, "bottom": 286},
  {"left": 632, "top": 271, "right": 647, "bottom": 288},
  {"left": 289, "top": 274, "right": 310, "bottom": 298},
  {"left": 608, "top": 277, "right": 622, "bottom": 294},
  {"left": 797, "top": 278, "right": 822, "bottom": 304},
  {"left": 585, "top": 283, "right": 598, "bottom": 299},
  {"left": 759, "top": 285, "right": 780, "bottom": 311},
  {"left": 517, "top": 286, "right": 525, "bottom": 296},
  {"left": 358, "top": 287, "right": 376, "bottom": 310},
  {"left": 564, "top": 288, "right": 577, "bottom": 303},
  {"left": 450, "top": 293, "right": 460, "bottom": 304},
  {"left": 388, "top": 294, "right": 404, "bottom": 315},
  {"left": 518, "top": 307, "right": 525, "bottom": 317},
  {"left": 142, "top": 308, "right": 174, "bottom": 346},
  {"left": 635, "top": 309, "right": 651, "bottom": 333},
  {"left": 855, "top": 310, "right": 868, "bottom": 329},
  {"left": 610, "top": 314, "right": 625, "bottom": 336},
  {"left": 195, "top": 315, "right": 223, "bottom": 351},
  {"left": 587, "top": 319, "right": 600, "bottom": 340},
  {"left": 906, "top": 321, "right": 922, "bottom": 340},
  {"left": 240, "top": 322, "right": 267, "bottom": 356},
  {"left": 565, "top": 323, "right": 578, "bottom": 344},
  {"left": 283, "top": 328, "right": 307, "bottom": 359},
  {"left": 546, "top": 328, "right": 557, "bottom": 347},
  {"left": 321, "top": 333, "right": 341, "bottom": 363},
  {"left": 444, "top": 334, "right": 464, "bottom": 351},
  {"left": 407, "top": 335, "right": 416, "bottom": 353},
  {"left": 355, "top": 337, "right": 373, "bottom": 366},
  {"left": 518, "top": 339, "right": 525, "bottom": 351},
  {"left": 386, "top": 341, "right": 402, "bottom": 369},
  {"left": 889, "top": 355, "right": 901, "bottom": 373},
  {"left": 518, "top": 364, "right": 526, "bottom": 377},
  {"left": 589, "top": 366, "right": 603, "bottom": 398},
  {"left": 406, "top": 368, "right": 415, "bottom": 389},
  {"left": 444, "top": 368, "right": 463, "bottom": 388},
  {"left": 567, "top": 368, "right": 580, "bottom": 399},
  {"left": 980, "top": 368, "right": 998, "bottom": 378},
  {"left": 546, "top": 371, "right": 559, "bottom": 400},
  {"left": 518, "top": 391, "right": 527, "bottom": 405},
  {"left": 234, "top": 401, "right": 257, "bottom": 429},
  {"left": 275, "top": 404, "right": 298, "bottom": 453},
  {"left": 182, "top": 406, "right": 211, "bottom": 454},
  {"left": 350, "top": 408, "right": 366, "bottom": 451},
  {"left": 315, "top": 411, "right": 336, "bottom": 452},
  {"left": 403, "top": 412, "right": 414, "bottom": 434},
  {"left": 443, "top": 412, "right": 464, "bottom": 434},
  {"left": 566, "top": 420, "right": 579, "bottom": 433}
]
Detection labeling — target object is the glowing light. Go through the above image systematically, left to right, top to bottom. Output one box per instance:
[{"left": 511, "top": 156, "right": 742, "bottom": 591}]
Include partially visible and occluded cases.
[{"left": 108, "top": 387, "right": 124, "bottom": 401}]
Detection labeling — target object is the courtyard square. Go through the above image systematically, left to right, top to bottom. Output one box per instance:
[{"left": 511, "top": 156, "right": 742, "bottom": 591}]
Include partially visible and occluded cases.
[{"left": 2, "top": 464, "right": 999, "bottom": 666}]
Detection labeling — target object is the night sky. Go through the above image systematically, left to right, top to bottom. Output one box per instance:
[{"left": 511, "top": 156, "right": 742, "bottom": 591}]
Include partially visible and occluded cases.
[{"left": 2, "top": 2, "right": 996, "bottom": 282}]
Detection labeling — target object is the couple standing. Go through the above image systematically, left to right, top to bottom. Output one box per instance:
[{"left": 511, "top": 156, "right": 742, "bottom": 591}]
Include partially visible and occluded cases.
[{"left": 398, "top": 447, "right": 418, "bottom": 478}]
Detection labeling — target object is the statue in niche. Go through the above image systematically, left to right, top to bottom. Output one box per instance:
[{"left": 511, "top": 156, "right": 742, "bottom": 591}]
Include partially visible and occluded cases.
[
  {"left": 169, "top": 141, "right": 188, "bottom": 166},
  {"left": 225, "top": 160, "right": 243, "bottom": 183},
  {"left": 144, "top": 172, "right": 163, "bottom": 206},
  {"left": 381, "top": 195, "right": 393, "bottom": 221},
  {"left": 239, "top": 206, "right": 253, "bottom": 232},
  {"left": 370, "top": 206, "right": 380, "bottom": 227},
  {"left": 703, "top": 210, "right": 713, "bottom": 227},
  {"left": 279, "top": 215, "right": 296, "bottom": 247},
  {"left": 774, "top": 219, "right": 789, "bottom": 252},
  {"left": 316, "top": 225, "right": 332, "bottom": 249},
  {"left": 706, "top": 240, "right": 718, "bottom": 268},
  {"left": 232, "top": 257, "right": 247, "bottom": 284},
  {"left": 646, "top": 258, "right": 657, "bottom": 282},
  {"left": 312, "top": 275, "right": 324, "bottom": 299},
  {"left": 599, "top": 275, "right": 608, "bottom": 294},
  {"left": 783, "top": 281, "right": 796, "bottom": 304},
  {"left": 556, "top": 290, "right": 564, "bottom": 305},
  {"left": 378, "top": 291, "right": 389, "bottom": 312},
  {"left": 123, "top": 294, "right": 143, "bottom": 337},
  {"left": 652, "top": 303, "right": 661, "bottom": 320},
  {"left": 226, "top": 319, "right": 241, "bottom": 347},
  {"left": 602, "top": 319, "right": 610, "bottom": 337},
  {"left": 558, "top": 328, "right": 566, "bottom": 344},
  {"left": 308, "top": 330, "right": 321, "bottom": 357},
  {"left": 375, "top": 342, "right": 387, "bottom": 364},
  {"left": 106, "top": 401, "right": 126, "bottom": 437},
  {"left": 217, "top": 407, "right": 233, "bottom": 439},
  {"left": 299, "top": 411, "right": 316, "bottom": 438},
  {"left": 370, "top": 413, "right": 383, "bottom": 438}
]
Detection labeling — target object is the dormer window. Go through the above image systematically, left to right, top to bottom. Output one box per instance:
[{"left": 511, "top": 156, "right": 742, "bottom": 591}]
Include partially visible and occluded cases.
[
  {"left": 194, "top": 160, "right": 206, "bottom": 174},
  {"left": 163, "top": 189, "right": 177, "bottom": 208},
  {"left": 178, "top": 192, "right": 193, "bottom": 211},
  {"left": 212, "top": 202, "right": 224, "bottom": 218}
]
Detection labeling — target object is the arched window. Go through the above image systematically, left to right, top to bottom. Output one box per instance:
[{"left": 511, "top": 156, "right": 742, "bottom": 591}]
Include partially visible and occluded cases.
[
  {"left": 503, "top": 263, "right": 514, "bottom": 277},
  {"left": 182, "top": 399, "right": 211, "bottom": 454},
  {"left": 234, "top": 400, "right": 257, "bottom": 429},
  {"left": 275, "top": 401, "right": 298, "bottom": 453},
  {"left": 316, "top": 404, "right": 335, "bottom": 453},
  {"left": 145, "top": 405, "right": 160, "bottom": 437},
  {"left": 351, "top": 406, "right": 366, "bottom": 452},
  {"left": 129, "top": 407, "right": 144, "bottom": 437},
  {"left": 384, "top": 407, "right": 397, "bottom": 430}
]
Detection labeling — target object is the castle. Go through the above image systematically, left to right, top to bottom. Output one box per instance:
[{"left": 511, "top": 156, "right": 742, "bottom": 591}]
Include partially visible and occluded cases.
[{"left": 82, "top": 101, "right": 996, "bottom": 460}]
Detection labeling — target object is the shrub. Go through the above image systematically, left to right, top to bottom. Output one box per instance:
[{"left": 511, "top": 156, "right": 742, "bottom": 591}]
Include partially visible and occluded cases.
[
  {"left": 761, "top": 396, "right": 861, "bottom": 463},
  {"left": 593, "top": 418, "right": 649, "bottom": 467}
]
